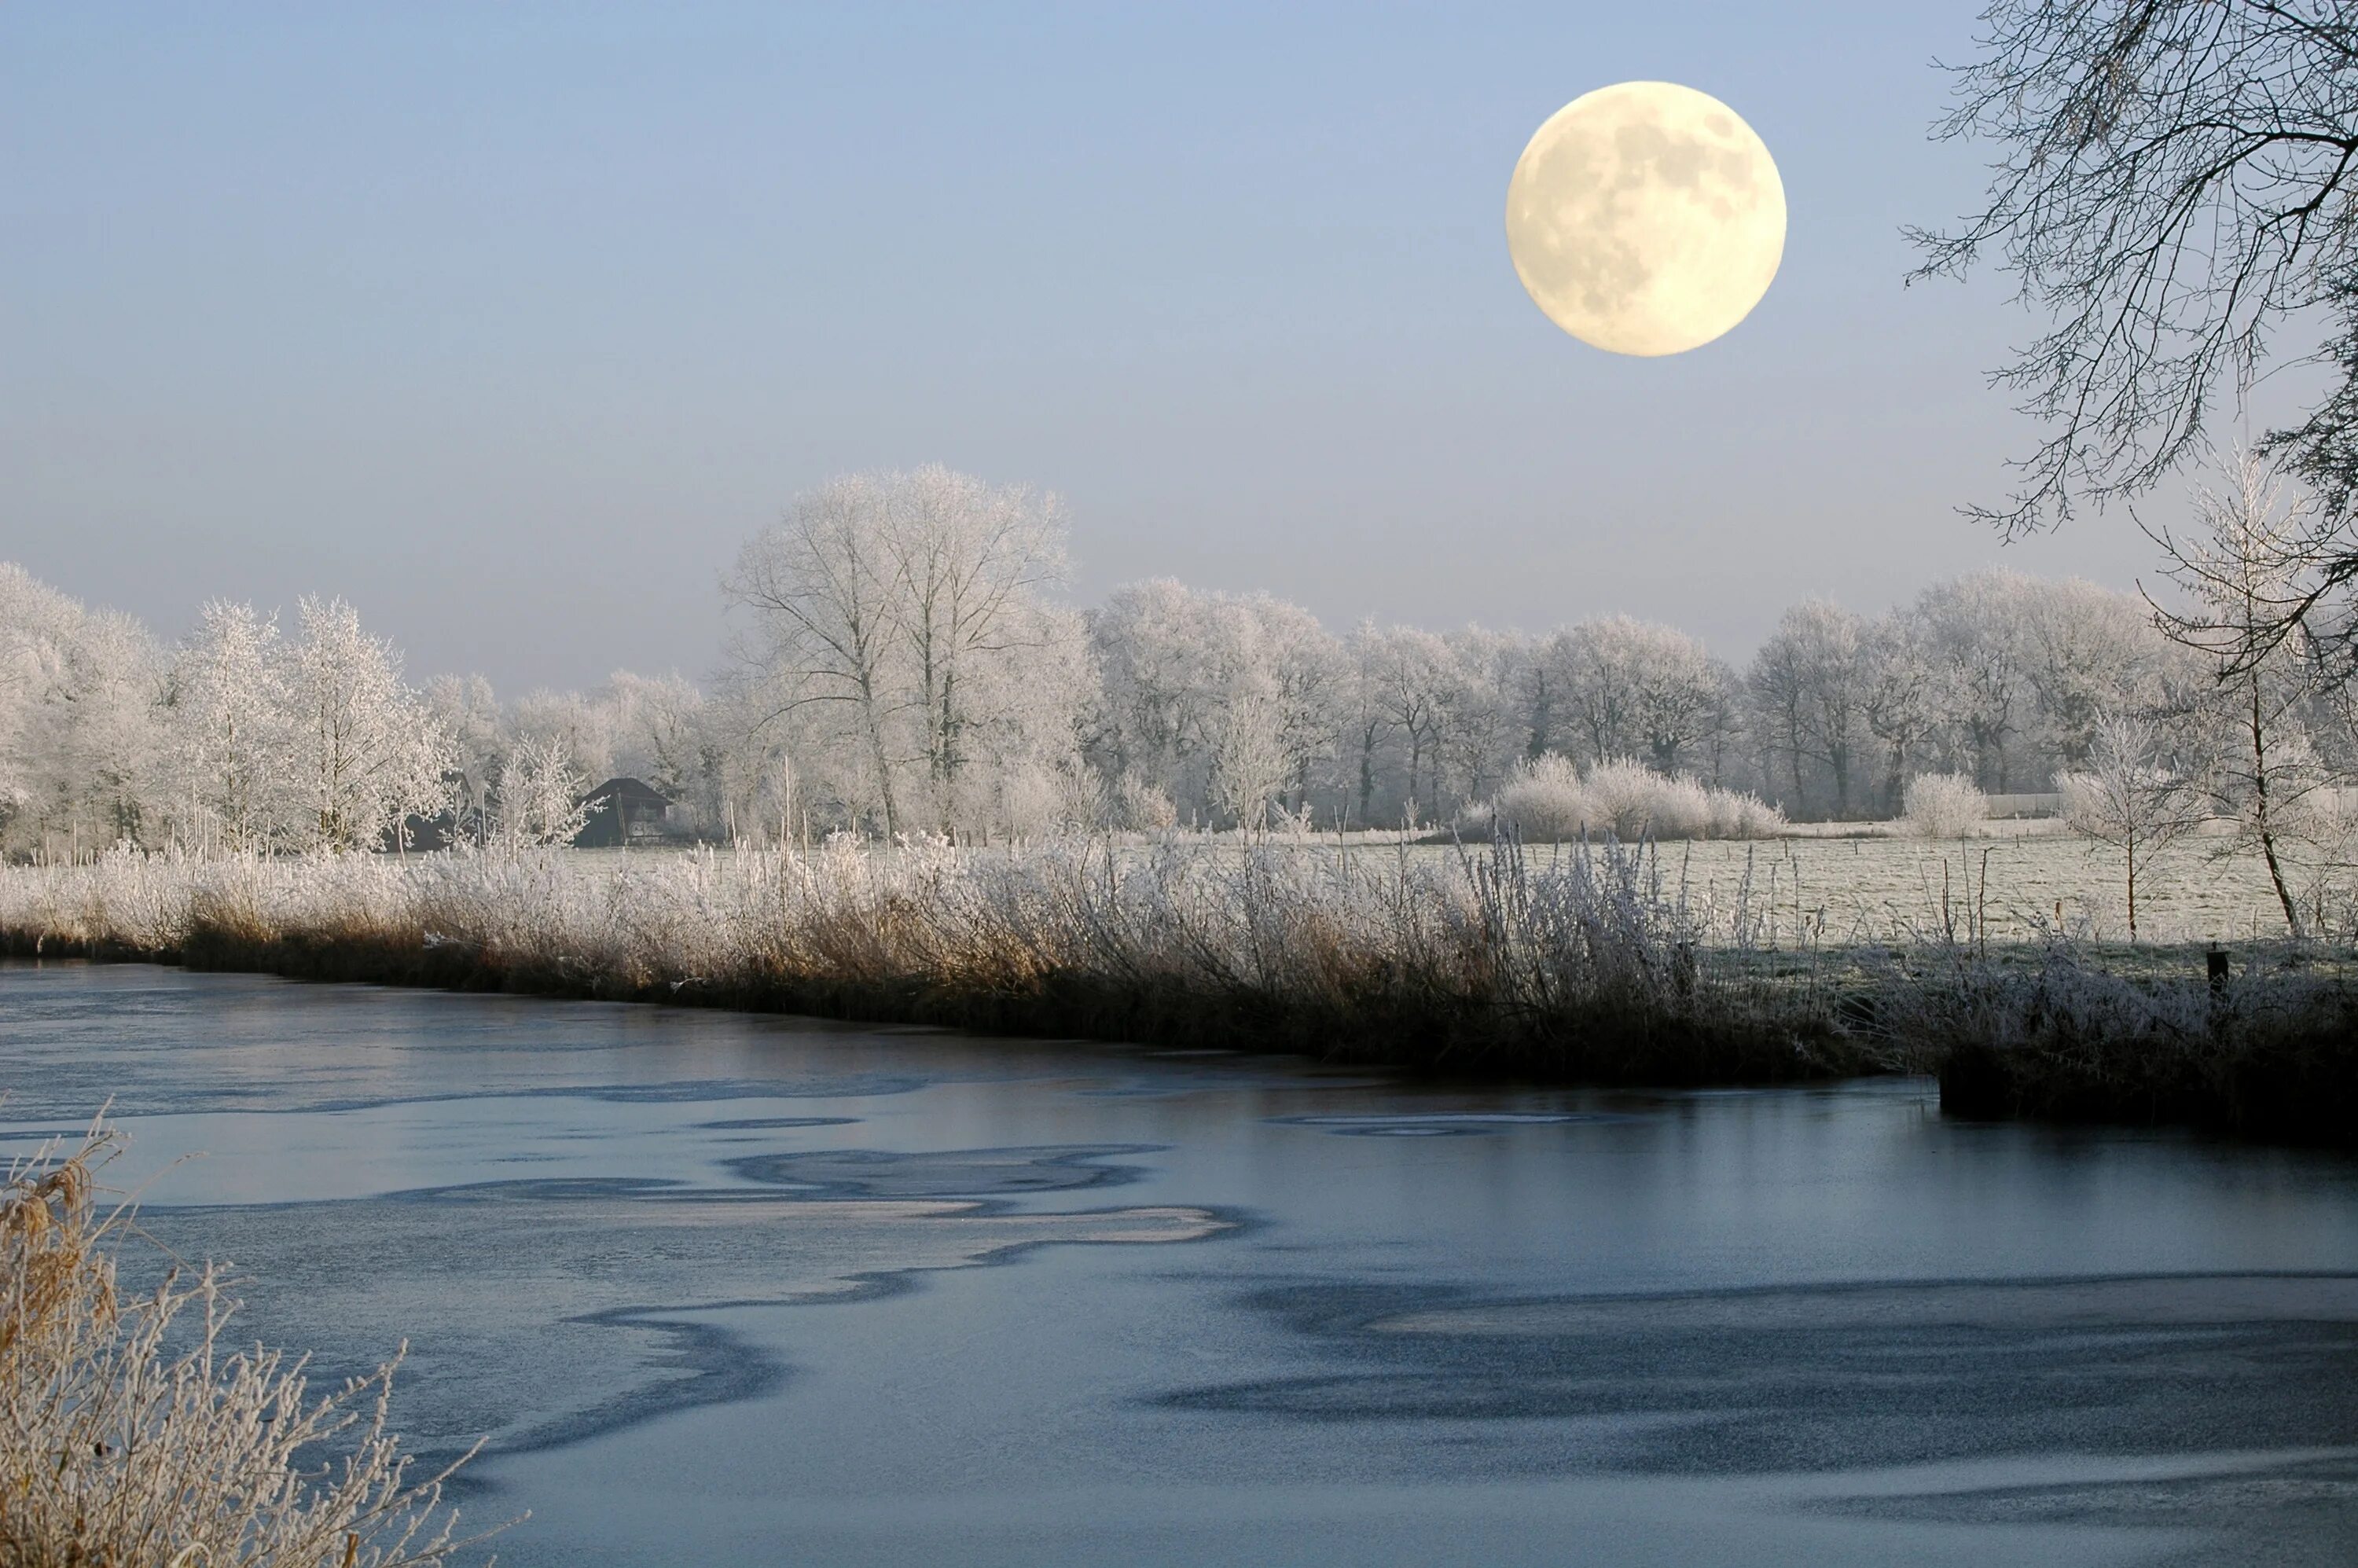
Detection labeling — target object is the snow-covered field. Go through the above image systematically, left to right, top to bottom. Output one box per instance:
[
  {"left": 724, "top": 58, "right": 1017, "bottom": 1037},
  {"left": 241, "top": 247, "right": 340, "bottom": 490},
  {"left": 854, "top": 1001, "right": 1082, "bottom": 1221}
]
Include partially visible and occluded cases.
[
  {"left": 564, "top": 825, "right": 2307, "bottom": 946},
  {"left": 1638, "top": 829, "right": 2298, "bottom": 946}
]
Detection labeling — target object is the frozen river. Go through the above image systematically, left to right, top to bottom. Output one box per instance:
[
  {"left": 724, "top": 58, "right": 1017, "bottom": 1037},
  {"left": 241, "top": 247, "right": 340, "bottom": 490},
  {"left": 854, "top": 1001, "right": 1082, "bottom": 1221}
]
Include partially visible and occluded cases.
[{"left": 4, "top": 960, "right": 2356, "bottom": 1566}]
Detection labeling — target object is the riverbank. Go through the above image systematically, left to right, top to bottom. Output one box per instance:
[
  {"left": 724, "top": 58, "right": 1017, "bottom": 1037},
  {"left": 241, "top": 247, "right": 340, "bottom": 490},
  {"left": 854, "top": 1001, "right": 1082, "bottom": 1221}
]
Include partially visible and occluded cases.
[{"left": 3, "top": 843, "right": 2352, "bottom": 1144}]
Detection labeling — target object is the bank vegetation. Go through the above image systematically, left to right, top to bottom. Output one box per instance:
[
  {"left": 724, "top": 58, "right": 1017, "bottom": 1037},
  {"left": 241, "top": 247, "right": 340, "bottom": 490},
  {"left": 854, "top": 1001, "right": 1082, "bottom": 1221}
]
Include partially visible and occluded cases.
[{"left": 2, "top": 839, "right": 2352, "bottom": 1145}]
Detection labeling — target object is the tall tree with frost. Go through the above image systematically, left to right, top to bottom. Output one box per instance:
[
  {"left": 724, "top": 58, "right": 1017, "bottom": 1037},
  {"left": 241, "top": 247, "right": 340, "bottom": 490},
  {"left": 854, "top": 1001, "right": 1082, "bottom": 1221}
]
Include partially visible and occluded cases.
[
  {"left": 2151, "top": 450, "right": 2338, "bottom": 933},
  {"left": 876, "top": 467, "right": 1073, "bottom": 833},
  {"left": 727, "top": 468, "right": 1082, "bottom": 839},
  {"left": 726, "top": 474, "right": 911, "bottom": 835},
  {"left": 0, "top": 567, "right": 167, "bottom": 855},
  {"left": 1916, "top": 574, "right": 2036, "bottom": 789},
  {"left": 2015, "top": 577, "right": 2179, "bottom": 769},
  {"left": 1088, "top": 580, "right": 1217, "bottom": 802},
  {"left": 1243, "top": 595, "right": 1346, "bottom": 812},
  {"left": 283, "top": 597, "right": 449, "bottom": 851},
  {"left": 165, "top": 601, "right": 291, "bottom": 852},
  {"left": 1750, "top": 602, "right": 1871, "bottom": 816},
  {"left": 1861, "top": 612, "right": 1938, "bottom": 815},
  {"left": 1554, "top": 617, "right": 1720, "bottom": 773},
  {"left": 1341, "top": 621, "right": 1398, "bottom": 827},
  {"left": 1364, "top": 626, "right": 1453, "bottom": 821},
  {"left": 1436, "top": 629, "right": 1524, "bottom": 810},
  {"left": 603, "top": 671, "right": 709, "bottom": 803},
  {"left": 423, "top": 673, "right": 504, "bottom": 832},
  {"left": 511, "top": 687, "right": 616, "bottom": 787},
  {"left": 491, "top": 732, "right": 599, "bottom": 849}
]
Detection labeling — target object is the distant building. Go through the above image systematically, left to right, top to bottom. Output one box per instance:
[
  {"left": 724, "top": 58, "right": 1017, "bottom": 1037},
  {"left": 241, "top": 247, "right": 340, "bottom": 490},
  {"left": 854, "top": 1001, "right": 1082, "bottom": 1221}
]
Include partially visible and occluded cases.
[{"left": 574, "top": 777, "right": 674, "bottom": 847}]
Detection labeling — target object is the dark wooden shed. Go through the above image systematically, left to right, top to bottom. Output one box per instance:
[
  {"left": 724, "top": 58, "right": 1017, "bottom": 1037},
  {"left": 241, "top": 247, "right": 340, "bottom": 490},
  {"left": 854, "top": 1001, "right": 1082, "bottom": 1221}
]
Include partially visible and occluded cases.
[{"left": 573, "top": 777, "right": 674, "bottom": 847}]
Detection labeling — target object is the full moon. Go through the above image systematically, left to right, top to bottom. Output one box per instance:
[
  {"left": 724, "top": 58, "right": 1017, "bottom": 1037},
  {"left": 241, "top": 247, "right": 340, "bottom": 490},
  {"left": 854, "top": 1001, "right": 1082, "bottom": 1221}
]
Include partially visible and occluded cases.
[{"left": 1504, "top": 81, "right": 1785, "bottom": 357}]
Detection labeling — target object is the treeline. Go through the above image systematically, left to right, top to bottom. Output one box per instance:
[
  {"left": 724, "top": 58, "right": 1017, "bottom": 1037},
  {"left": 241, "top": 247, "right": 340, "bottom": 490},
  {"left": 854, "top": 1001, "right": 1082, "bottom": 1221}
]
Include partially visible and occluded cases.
[{"left": 4, "top": 464, "right": 2348, "bottom": 857}]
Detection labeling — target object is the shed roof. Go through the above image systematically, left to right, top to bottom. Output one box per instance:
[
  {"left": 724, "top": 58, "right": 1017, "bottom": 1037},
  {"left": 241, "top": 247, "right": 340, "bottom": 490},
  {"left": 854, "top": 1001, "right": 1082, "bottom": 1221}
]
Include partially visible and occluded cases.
[{"left": 578, "top": 776, "right": 672, "bottom": 807}]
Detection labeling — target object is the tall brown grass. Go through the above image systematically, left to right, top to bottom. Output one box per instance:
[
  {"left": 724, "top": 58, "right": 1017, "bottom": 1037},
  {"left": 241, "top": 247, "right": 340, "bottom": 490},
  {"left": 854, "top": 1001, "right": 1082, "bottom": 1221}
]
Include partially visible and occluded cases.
[
  {"left": 0, "top": 837, "right": 1871, "bottom": 1082},
  {"left": 5, "top": 839, "right": 2354, "bottom": 1140},
  {"left": 0, "top": 1126, "right": 498, "bottom": 1566}
]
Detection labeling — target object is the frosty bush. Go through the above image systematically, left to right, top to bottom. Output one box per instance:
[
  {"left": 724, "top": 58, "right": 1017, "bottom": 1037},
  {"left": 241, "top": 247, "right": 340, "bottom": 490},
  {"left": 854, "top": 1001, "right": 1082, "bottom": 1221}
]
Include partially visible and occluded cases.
[
  {"left": 1491, "top": 755, "right": 1784, "bottom": 842},
  {"left": 1493, "top": 755, "right": 1589, "bottom": 839},
  {"left": 1585, "top": 759, "right": 1709, "bottom": 838},
  {"left": 1115, "top": 772, "right": 1179, "bottom": 832},
  {"left": 1901, "top": 773, "right": 1989, "bottom": 839},
  {"left": 1705, "top": 789, "right": 1789, "bottom": 840},
  {"left": 0, "top": 1127, "right": 497, "bottom": 1566}
]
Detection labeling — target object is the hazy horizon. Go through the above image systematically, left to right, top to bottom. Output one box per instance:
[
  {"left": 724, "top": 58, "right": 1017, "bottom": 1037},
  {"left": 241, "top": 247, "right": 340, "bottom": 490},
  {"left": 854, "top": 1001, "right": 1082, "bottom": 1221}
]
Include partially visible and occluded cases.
[{"left": 0, "top": 3, "right": 2245, "bottom": 691}]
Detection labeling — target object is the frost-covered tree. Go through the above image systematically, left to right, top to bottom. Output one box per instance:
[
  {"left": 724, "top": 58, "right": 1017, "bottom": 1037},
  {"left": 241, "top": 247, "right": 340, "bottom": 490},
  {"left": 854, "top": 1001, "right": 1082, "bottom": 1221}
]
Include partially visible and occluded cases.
[
  {"left": 1915, "top": 1, "right": 2358, "bottom": 553},
  {"left": 2153, "top": 451, "right": 2342, "bottom": 934},
  {"left": 875, "top": 467, "right": 1073, "bottom": 832},
  {"left": 726, "top": 468, "right": 1085, "bottom": 839},
  {"left": 725, "top": 474, "right": 910, "bottom": 834},
  {"left": 0, "top": 567, "right": 172, "bottom": 857},
  {"left": 1915, "top": 573, "right": 2036, "bottom": 789},
  {"left": 2016, "top": 576, "right": 2180, "bottom": 770},
  {"left": 1088, "top": 581, "right": 1203, "bottom": 808},
  {"left": 1087, "top": 584, "right": 1342, "bottom": 828},
  {"left": 1243, "top": 595, "right": 1347, "bottom": 812},
  {"left": 282, "top": 597, "right": 450, "bottom": 852},
  {"left": 163, "top": 601, "right": 292, "bottom": 852},
  {"left": 1748, "top": 602, "right": 1872, "bottom": 817},
  {"left": 1860, "top": 611, "right": 1938, "bottom": 815},
  {"left": 1552, "top": 616, "right": 1720, "bottom": 773},
  {"left": 24, "top": 620, "right": 164, "bottom": 854},
  {"left": 1340, "top": 621, "right": 1398, "bottom": 827},
  {"left": 1361, "top": 626, "right": 1453, "bottom": 823},
  {"left": 1434, "top": 628, "right": 1526, "bottom": 811},
  {"left": 602, "top": 670, "right": 718, "bottom": 828},
  {"left": 423, "top": 672, "right": 504, "bottom": 833},
  {"left": 1208, "top": 684, "right": 1290, "bottom": 830},
  {"left": 511, "top": 688, "right": 616, "bottom": 789},
  {"left": 2059, "top": 713, "right": 2206, "bottom": 939},
  {"left": 491, "top": 731, "right": 599, "bottom": 849}
]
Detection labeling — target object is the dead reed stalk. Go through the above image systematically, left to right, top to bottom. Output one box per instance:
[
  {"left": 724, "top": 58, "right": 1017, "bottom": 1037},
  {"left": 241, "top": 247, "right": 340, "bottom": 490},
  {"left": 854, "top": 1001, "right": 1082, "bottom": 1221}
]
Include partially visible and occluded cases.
[{"left": 0, "top": 1125, "right": 501, "bottom": 1566}]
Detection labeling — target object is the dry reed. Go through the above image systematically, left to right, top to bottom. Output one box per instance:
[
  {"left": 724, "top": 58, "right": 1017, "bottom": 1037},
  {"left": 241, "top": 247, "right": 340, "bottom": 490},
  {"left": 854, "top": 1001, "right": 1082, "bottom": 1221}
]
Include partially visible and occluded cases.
[
  {"left": 0, "top": 838, "right": 1870, "bottom": 1083},
  {"left": 6, "top": 839, "right": 2355, "bottom": 1139},
  {"left": 0, "top": 1124, "right": 499, "bottom": 1566}
]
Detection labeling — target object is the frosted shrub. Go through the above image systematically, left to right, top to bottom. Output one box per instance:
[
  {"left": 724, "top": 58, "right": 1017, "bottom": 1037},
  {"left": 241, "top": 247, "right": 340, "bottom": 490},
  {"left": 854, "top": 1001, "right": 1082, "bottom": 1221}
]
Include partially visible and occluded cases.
[
  {"left": 1493, "top": 754, "right": 1589, "bottom": 839},
  {"left": 1492, "top": 755, "right": 1783, "bottom": 842},
  {"left": 1584, "top": 759, "right": 1711, "bottom": 838},
  {"left": 993, "top": 761, "right": 1076, "bottom": 843},
  {"left": 1115, "top": 772, "right": 1178, "bottom": 832},
  {"left": 1901, "top": 773, "right": 1989, "bottom": 839},
  {"left": 1705, "top": 788, "right": 1787, "bottom": 839},
  {"left": 1453, "top": 800, "right": 1496, "bottom": 839},
  {"left": 1, "top": 1128, "right": 494, "bottom": 1566}
]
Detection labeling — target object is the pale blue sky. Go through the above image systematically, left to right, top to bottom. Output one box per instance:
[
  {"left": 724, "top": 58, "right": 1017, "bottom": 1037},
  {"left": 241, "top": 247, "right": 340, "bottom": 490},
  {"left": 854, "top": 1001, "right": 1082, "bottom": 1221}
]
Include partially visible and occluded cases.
[{"left": 2, "top": 3, "right": 2187, "bottom": 690}]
